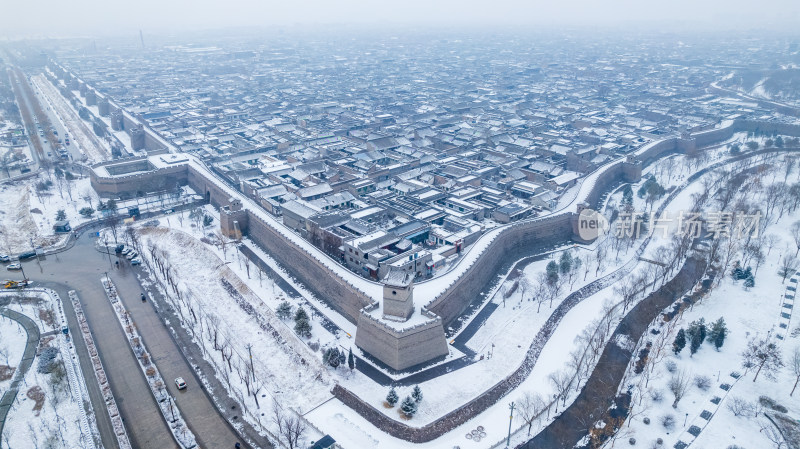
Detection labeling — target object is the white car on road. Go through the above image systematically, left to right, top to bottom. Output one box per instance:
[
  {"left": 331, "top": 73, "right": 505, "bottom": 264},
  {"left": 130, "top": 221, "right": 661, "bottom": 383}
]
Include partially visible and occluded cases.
[{"left": 175, "top": 377, "right": 187, "bottom": 390}]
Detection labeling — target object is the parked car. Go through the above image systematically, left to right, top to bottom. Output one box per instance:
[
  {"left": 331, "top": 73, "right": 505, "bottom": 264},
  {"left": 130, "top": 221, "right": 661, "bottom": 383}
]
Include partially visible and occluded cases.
[
  {"left": 121, "top": 248, "right": 132, "bottom": 255},
  {"left": 18, "top": 251, "right": 36, "bottom": 260},
  {"left": 126, "top": 251, "right": 138, "bottom": 260},
  {"left": 0, "top": 254, "right": 9, "bottom": 262},
  {"left": 130, "top": 258, "right": 142, "bottom": 266},
  {"left": 6, "top": 263, "right": 21, "bottom": 271},
  {"left": 174, "top": 377, "right": 187, "bottom": 390}
]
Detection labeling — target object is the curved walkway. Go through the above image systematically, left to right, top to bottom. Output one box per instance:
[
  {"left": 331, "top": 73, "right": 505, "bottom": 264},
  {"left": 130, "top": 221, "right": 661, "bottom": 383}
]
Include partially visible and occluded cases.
[{"left": 0, "top": 307, "right": 41, "bottom": 438}]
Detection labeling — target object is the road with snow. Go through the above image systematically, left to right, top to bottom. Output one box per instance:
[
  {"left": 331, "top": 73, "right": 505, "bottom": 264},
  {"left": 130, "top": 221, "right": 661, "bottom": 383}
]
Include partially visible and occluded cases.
[{"left": 12, "top": 231, "right": 250, "bottom": 449}]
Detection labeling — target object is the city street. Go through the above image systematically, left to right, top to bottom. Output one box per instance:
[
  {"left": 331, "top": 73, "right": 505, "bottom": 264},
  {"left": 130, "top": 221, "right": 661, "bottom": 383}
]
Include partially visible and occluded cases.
[{"left": 13, "top": 230, "right": 244, "bottom": 448}]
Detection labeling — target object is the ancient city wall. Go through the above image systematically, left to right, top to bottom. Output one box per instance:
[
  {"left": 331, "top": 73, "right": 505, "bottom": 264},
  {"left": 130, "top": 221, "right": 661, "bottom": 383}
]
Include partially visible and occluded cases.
[
  {"left": 91, "top": 157, "right": 188, "bottom": 197},
  {"left": 246, "top": 212, "right": 374, "bottom": 323},
  {"left": 426, "top": 213, "right": 574, "bottom": 326},
  {"left": 355, "top": 308, "right": 449, "bottom": 371}
]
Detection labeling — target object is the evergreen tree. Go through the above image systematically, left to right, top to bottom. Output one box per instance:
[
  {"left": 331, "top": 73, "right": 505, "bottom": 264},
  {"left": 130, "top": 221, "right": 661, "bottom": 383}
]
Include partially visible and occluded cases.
[
  {"left": 622, "top": 184, "right": 634, "bottom": 205},
  {"left": 79, "top": 207, "right": 94, "bottom": 217},
  {"left": 56, "top": 209, "right": 66, "bottom": 221},
  {"left": 559, "top": 252, "right": 572, "bottom": 275},
  {"left": 546, "top": 260, "right": 559, "bottom": 284},
  {"left": 744, "top": 274, "right": 755, "bottom": 289},
  {"left": 276, "top": 301, "right": 292, "bottom": 320},
  {"left": 294, "top": 306, "right": 309, "bottom": 322},
  {"left": 294, "top": 317, "right": 312, "bottom": 338},
  {"left": 709, "top": 318, "right": 728, "bottom": 351},
  {"left": 687, "top": 319, "right": 706, "bottom": 356},
  {"left": 673, "top": 328, "right": 686, "bottom": 355},
  {"left": 323, "top": 347, "right": 341, "bottom": 368},
  {"left": 348, "top": 348, "right": 355, "bottom": 370},
  {"left": 411, "top": 385, "right": 423, "bottom": 403},
  {"left": 386, "top": 387, "right": 399, "bottom": 407},
  {"left": 400, "top": 395, "right": 418, "bottom": 418}
]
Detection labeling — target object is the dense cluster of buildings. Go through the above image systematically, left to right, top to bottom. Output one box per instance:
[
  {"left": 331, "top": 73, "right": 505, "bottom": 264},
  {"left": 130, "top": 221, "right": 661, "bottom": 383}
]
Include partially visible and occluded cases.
[{"left": 53, "top": 32, "right": 795, "bottom": 282}]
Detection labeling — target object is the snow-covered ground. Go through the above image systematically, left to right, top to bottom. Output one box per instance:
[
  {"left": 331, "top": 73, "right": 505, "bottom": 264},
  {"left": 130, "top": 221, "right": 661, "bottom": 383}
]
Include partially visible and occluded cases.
[
  {"left": 603, "top": 156, "right": 800, "bottom": 449},
  {"left": 0, "top": 173, "right": 98, "bottom": 255},
  {"left": 117, "top": 214, "right": 334, "bottom": 445},
  {"left": 1, "top": 290, "right": 101, "bottom": 449},
  {"left": 0, "top": 316, "right": 26, "bottom": 397}
]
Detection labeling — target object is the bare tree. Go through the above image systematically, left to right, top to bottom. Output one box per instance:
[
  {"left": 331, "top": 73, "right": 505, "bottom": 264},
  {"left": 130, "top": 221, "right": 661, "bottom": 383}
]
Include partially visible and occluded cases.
[
  {"left": 792, "top": 222, "right": 800, "bottom": 257},
  {"left": 779, "top": 254, "right": 799, "bottom": 284},
  {"left": 534, "top": 273, "right": 549, "bottom": 313},
  {"left": 614, "top": 278, "right": 637, "bottom": 314},
  {"left": 741, "top": 337, "right": 784, "bottom": 382},
  {"left": 221, "top": 340, "right": 234, "bottom": 372},
  {"left": 790, "top": 346, "right": 800, "bottom": 396},
  {"left": 237, "top": 359, "right": 252, "bottom": 396},
  {"left": 548, "top": 369, "right": 572, "bottom": 411},
  {"left": 668, "top": 369, "right": 691, "bottom": 408},
  {"left": 252, "top": 376, "right": 264, "bottom": 409},
  {"left": 517, "top": 392, "right": 546, "bottom": 436},
  {"left": 726, "top": 396, "right": 757, "bottom": 417},
  {"left": 272, "top": 401, "right": 307, "bottom": 449},
  {"left": 758, "top": 418, "right": 788, "bottom": 449}
]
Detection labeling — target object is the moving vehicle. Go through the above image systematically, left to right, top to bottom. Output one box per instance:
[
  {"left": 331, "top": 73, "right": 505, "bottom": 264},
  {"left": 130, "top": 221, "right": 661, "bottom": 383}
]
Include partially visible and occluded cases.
[
  {"left": 6, "top": 263, "right": 21, "bottom": 270},
  {"left": 3, "top": 279, "right": 29, "bottom": 289},
  {"left": 175, "top": 377, "right": 187, "bottom": 390}
]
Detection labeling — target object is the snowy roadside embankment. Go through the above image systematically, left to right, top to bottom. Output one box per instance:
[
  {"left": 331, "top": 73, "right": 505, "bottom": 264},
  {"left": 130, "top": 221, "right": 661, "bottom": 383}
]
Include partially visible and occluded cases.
[{"left": 69, "top": 289, "right": 132, "bottom": 449}]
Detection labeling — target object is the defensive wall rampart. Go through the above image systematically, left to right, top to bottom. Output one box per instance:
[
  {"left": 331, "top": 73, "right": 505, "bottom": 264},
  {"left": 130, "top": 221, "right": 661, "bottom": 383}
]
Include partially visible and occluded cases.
[
  {"left": 89, "top": 118, "right": 800, "bottom": 371},
  {"left": 90, "top": 156, "right": 188, "bottom": 197},
  {"left": 424, "top": 213, "right": 574, "bottom": 325},
  {"left": 355, "top": 306, "right": 450, "bottom": 371}
]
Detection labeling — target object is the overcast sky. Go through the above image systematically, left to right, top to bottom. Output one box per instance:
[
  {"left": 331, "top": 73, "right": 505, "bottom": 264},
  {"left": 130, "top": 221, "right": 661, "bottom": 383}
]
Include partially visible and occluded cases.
[{"left": 2, "top": 0, "right": 799, "bottom": 39}]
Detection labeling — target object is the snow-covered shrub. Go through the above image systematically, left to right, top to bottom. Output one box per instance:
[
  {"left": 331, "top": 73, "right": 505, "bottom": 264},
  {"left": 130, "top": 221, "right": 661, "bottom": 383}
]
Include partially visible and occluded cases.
[
  {"left": 37, "top": 347, "right": 59, "bottom": 374},
  {"left": 665, "top": 360, "right": 677, "bottom": 373},
  {"left": 694, "top": 375, "right": 711, "bottom": 391},
  {"left": 649, "top": 389, "right": 664, "bottom": 403},
  {"left": 758, "top": 395, "right": 787, "bottom": 413},
  {"left": 660, "top": 414, "right": 675, "bottom": 430}
]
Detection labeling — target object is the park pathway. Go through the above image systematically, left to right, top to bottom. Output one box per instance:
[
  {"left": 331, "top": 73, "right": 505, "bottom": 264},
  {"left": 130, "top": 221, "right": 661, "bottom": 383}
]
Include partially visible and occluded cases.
[{"left": 0, "top": 307, "right": 41, "bottom": 438}]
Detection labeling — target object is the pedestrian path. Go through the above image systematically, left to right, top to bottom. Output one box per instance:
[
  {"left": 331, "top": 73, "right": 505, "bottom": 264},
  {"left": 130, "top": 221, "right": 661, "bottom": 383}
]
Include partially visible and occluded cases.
[{"left": 0, "top": 307, "right": 41, "bottom": 438}]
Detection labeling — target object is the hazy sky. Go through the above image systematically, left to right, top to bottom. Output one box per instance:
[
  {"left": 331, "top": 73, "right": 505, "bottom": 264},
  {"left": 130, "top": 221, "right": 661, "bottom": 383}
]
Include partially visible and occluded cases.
[{"left": 2, "top": 0, "right": 799, "bottom": 39}]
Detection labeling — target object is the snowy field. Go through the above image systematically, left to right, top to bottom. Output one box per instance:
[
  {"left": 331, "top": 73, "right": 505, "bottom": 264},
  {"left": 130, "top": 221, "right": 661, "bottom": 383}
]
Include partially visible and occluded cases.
[
  {"left": 0, "top": 173, "right": 98, "bottom": 255},
  {"left": 0, "top": 290, "right": 101, "bottom": 449},
  {"left": 0, "top": 316, "right": 26, "bottom": 397}
]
